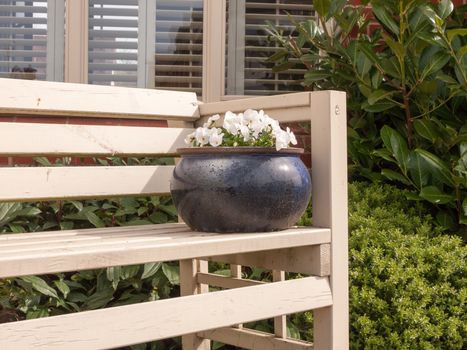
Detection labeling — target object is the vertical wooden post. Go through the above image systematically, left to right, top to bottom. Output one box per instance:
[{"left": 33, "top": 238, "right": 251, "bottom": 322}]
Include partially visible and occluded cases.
[
  {"left": 64, "top": 0, "right": 88, "bottom": 83},
  {"left": 202, "top": 0, "right": 226, "bottom": 102},
  {"left": 310, "top": 91, "right": 348, "bottom": 350},
  {"left": 180, "top": 259, "right": 211, "bottom": 350},
  {"left": 230, "top": 264, "right": 243, "bottom": 329},
  {"left": 273, "top": 270, "right": 287, "bottom": 338}
]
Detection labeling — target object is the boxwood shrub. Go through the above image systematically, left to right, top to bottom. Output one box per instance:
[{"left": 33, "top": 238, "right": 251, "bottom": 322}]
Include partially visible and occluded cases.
[{"left": 348, "top": 182, "right": 466, "bottom": 349}]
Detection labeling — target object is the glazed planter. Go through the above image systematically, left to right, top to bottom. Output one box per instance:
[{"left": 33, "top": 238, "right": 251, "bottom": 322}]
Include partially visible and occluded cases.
[{"left": 170, "top": 147, "right": 311, "bottom": 233}]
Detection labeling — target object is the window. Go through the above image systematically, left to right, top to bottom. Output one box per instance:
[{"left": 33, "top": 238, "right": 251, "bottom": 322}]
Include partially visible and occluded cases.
[
  {"left": 0, "top": 0, "right": 64, "bottom": 81},
  {"left": 88, "top": 0, "right": 139, "bottom": 87},
  {"left": 154, "top": 0, "right": 203, "bottom": 95},
  {"left": 226, "top": 0, "right": 315, "bottom": 96}
]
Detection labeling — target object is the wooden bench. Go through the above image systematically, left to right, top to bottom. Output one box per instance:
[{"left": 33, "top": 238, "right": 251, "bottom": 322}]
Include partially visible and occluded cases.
[{"left": 0, "top": 78, "right": 348, "bottom": 350}]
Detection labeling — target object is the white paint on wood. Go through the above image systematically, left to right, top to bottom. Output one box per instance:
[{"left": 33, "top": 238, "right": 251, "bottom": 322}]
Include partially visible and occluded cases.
[
  {"left": 0, "top": 78, "right": 199, "bottom": 119},
  {"left": 310, "top": 91, "right": 349, "bottom": 350},
  {"left": 199, "top": 92, "right": 310, "bottom": 116},
  {"left": 0, "top": 123, "right": 193, "bottom": 156},
  {"left": 0, "top": 165, "right": 173, "bottom": 201},
  {"left": 0, "top": 226, "right": 331, "bottom": 278},
  {"left": 209, "top": 245, "right": 330, "bottom": 276},
  {"left": 180, "top": 259, "right": 211, "bottom": 350},
  {"left": 273, "top": 270, "right": 287, "bottom": 339},
  {"left": 197, "top": 272, "right": 264, "bottom": 289},
  {"left": 0, "top": 277, "right": 331, "bottom": 350},
  {"left": 199, "top": 327, "right": 313, "bottom": 350}
]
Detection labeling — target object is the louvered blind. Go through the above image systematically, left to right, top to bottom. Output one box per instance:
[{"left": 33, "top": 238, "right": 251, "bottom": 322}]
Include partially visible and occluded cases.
[
  {"left": 0, "top": 0, "right": 48, "bottom": 80},
  {"left": 88, "top": 0, "right": 138, "bottom": 87},
  {"left": 154, "top": 0, "right": 203, "bottom": 95},
  {"left": 227, "top": 0, "right": 315, "bottom": 96}
]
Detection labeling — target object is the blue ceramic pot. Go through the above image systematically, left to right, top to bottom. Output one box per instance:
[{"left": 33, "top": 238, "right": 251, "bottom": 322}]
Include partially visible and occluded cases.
[{"left": 170, "top": 147, "right": 311, "bottom": 233}]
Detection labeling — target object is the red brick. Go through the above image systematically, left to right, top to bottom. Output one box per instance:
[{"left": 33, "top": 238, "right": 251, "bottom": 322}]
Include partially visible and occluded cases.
[
  {"left": 13, "top": 116, "right": 68, "bottom": 124},
  {"left": 0, "top": 117, "right": 16, "bottom": 123},
  {"left": 118, "top": 119, "right": 167, "bottom": 127}
]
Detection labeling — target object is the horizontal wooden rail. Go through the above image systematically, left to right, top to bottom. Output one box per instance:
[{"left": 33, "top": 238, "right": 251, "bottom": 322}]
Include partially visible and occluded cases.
[
  {"left": 0, "top": 78, "right": 199, "bottom": 120},
  {"left": 0, "top": 123, "right": 193, "bottom": 156},
  {"left": 0, "top": 165, "right": 174, "bottom": 201},
  {"left": 0, "top": 224, "right": 331, "bottom": 278},
  {"left": 209, "top": 244, "right": 331, "bottom": 276},
  {"left": 197, "top": 272, "right": 265, "bottom": 289},
  {"left": 0, "top": 276, "right": 331, "bottom": 350},
  {"left": 199, "top": 327, "right": 313, "bottom": 350}
]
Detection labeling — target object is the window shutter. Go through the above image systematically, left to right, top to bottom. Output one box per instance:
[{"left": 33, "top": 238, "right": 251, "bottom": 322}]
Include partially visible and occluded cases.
[
  {"left": 0, "top": 0, "right": 63, "bottom": 81},
  {"left": 88, "top": 0, "right": 139, "bottom": 87},
  {"left": 154, "top": 0, "right": 203, "bottom": 95},
  {"left": 227, "top": 0, "right": 315, "bottom": 96}
]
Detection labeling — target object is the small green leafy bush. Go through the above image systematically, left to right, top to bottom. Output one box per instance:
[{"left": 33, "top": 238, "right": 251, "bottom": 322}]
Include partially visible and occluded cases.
[{"left": 348, "top": 182, "right": 466, "bottom": 349}]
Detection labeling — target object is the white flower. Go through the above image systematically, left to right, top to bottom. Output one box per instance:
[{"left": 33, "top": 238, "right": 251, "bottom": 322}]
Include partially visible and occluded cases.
[
  {"left": 243, "top": 109, "right": 259, "bottom": 126},
  {"left": 223, "top": 111, "right": 242, "bottom": 135},
  {"left": 205, "top": 114, "right": 220, "bottom": 128},
  {"left": 238, "top": 124, "right": 251, "bottom": 142},
  {"left": 194, "top": 127, "right": 211, "bottom": 146},
  {"left": 286, "top": 127, "right": 297, "bottom": 145},
  {"left": 209, "top": 128, "right": 224, "bottom": 147},
  {"left": 274, "top": 129, "right": 289, "bottom": 151},
  {"left": 184, "top": 131, "right": 196, "bottom": 145}
]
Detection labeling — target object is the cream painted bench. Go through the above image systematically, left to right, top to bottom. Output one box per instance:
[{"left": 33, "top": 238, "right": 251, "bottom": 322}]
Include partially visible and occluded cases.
[{"left": 0, "top": 78, "right": 348, "bottom": 350}]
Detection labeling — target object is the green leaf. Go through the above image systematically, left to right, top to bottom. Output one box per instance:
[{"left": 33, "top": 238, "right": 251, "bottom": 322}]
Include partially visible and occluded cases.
[
  {"left": 314, "top": 0, "right": 331, "bottom": 19},
  {"left": 438, "top": 0, "right": 454, "bottom": 19},
  {"left": 372, "top": 4, "right": 399, "bottom": 35},
  {"left": 447, "top": 28, "right": 467, "bottom": 43},
  {"left": 383, "top": 33, "right": 405, "bottom": 61},
  {"left": 358, "top": 42, "right": 380, "bottom": 67},
  {"left": 420, "top": 51, "right": 450, "bottom": 78},
  {"left": 380, "top": 57, "right": 401, "bottom": 79},
  {"left": 304, "top": 71, "right": 331, "bottom": 83},
  {"left": 368, "top": 89, "right": 395, "bottom": 105},
  {"left": 362, "top": 100, "right": 397, "bottom": 112},
  {"left": 414, "top": 120, "right": 439, "bottom": 142},
  {"left": 381, "top": 126, "right": 410, "bottom": 175},
  {"left": 414, "top": 149, "right": 455, "bottom": 186},
  {"left": 408, "top": 152, "right": 430, "bottom": 189},
  {"left": 381, "top": 169, "right": 412, "bottom": 185},
  {"left": 419, "top": 186, "right": 455, "bottom": 204},
  {"left": 0, "top": 202, "right": 23, "bottom": 226},
  {"left": 159, "top": 204, "right": 178, "bottom": 218},
  {"left": 436, "top": 210, "right": 456, "bottom": 229},
  {"left": 84, "top": 211, "right": 105, "bottom": 228},
  {"left": 149, "top": 211, "right": 168, "bottom": 224},
  {"left": 141, "top": 262, "right": 162, "bottom": 279},
  {"left": 162, "top": 263, "right": 180, "bottom": 285},
  {"left": 121, "top": 265, "right": 140, "bottom": 280},
  {"left": 106, "top": 266, "right": 121, "bottom": 289},
  {"left": 20, "top": 276, "right": 59, "bottom": 299},
  {"left": 54, "top": 280, "right": 70, "bottom": 298},
  {"left": 83, "top": 288, "right": 114, "bottom": 310}
]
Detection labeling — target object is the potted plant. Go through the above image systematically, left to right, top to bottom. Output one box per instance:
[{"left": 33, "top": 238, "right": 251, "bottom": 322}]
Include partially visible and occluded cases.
[{"left": 170, "top": 109, "right": 311, "bottom": 233}]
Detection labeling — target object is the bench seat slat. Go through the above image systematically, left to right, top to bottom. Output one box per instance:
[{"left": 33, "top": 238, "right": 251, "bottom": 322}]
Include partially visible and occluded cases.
[
  {"left": 0, "top": 123, "right": 193, "bottom": 156},
  {"left": 0, "top": 165, "right": 173, "bottom": 201},
  {"left": 0, "top": 224, "right": 331, "bottom": 278},
  {"left": 0, "top": 276, "right": 331, "bottom": 350}
]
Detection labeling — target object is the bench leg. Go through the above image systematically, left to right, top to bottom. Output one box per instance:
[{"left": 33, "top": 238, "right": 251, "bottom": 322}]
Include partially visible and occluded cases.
[{"left": 180, "top": 259, "right": 211, "bottom": 350}]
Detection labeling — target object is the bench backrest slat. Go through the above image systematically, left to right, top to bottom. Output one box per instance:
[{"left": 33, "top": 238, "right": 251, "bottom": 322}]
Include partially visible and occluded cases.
[
  {"left": 0, "top": 78, "right": 199, "bottom": 120},
  {"left": 0, "top": 123, "right": 193, "bottom": 156},
  {"left": 0, "top": 165, "right": 173, "bottom": 201}
]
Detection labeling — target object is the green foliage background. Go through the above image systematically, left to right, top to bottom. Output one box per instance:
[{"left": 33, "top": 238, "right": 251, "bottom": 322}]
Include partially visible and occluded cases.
[{"left": 266, "top": 0, "right": 466, "bottom": 234}]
